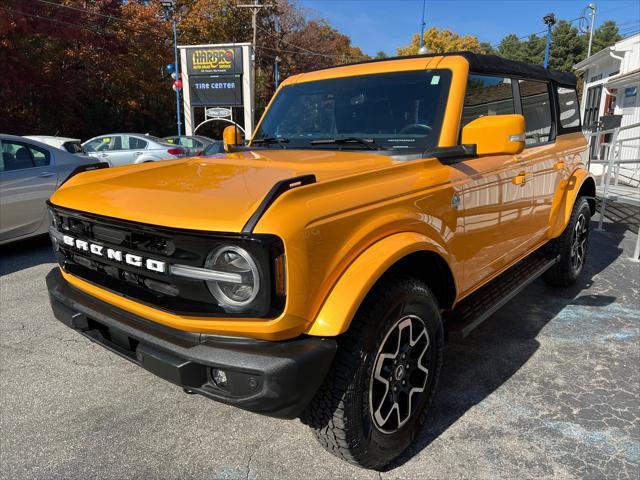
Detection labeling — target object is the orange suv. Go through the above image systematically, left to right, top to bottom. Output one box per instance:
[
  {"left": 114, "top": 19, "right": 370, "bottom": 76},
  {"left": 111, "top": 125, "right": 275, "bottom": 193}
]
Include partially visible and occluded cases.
[{"left": 46, "top": 52, "right": 595, "bottom": 469}]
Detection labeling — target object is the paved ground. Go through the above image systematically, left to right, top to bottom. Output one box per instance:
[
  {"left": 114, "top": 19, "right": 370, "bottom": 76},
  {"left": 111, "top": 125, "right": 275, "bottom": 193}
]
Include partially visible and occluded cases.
[{"left": 1, "top": 222, "right": 638, "bottom": 479}]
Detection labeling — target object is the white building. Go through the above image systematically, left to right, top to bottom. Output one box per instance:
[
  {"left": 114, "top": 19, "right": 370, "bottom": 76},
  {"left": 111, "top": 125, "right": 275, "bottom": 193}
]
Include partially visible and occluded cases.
[{"left": 574, "top": 33, "right": 640, "bottom": 167}]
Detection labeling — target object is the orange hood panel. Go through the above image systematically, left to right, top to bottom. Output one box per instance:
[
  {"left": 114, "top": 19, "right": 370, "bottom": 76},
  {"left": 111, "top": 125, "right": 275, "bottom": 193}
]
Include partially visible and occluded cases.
[{"left": 50, "top": 149, "right": 397, "bottom": 232}]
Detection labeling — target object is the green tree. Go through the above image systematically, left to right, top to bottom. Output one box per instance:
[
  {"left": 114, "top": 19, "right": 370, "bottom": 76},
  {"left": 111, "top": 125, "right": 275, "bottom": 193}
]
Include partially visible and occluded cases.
[
  {"left": 549, "top": 20, "right": 586, "bottom": 71},
  {"left": 591, "top": 20, "right": 622, "bottom": 54},
  {"left": 497, "top": 34, "right": 525, "bottom": 61},
  {"left": 520, "top": 34, "right": 546, "bottom": 65},
  {"left": 375, "top": 51, "right": 388, "bottom": 59}
]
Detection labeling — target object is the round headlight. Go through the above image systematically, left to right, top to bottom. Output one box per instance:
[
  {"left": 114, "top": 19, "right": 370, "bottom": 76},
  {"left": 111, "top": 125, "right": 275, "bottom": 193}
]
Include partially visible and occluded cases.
[{"left": 205, "top": 246, "right": 260, "bottom": 309}]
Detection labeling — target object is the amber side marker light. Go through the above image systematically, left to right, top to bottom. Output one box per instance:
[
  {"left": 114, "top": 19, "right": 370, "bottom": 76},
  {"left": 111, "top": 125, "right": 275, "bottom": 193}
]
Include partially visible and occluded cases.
[{"left": 274, "top": 254, "right": 286, "bottom": 297}]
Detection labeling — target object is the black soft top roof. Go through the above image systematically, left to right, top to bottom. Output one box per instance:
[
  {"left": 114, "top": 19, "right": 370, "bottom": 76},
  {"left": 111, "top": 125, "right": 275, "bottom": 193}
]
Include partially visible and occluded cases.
[{"left": 325, "top": 51, "right": 577, "bottom": 87}]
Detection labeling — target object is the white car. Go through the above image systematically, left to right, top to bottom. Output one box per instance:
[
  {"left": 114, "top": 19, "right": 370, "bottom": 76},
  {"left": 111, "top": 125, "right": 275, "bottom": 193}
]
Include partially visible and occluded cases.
[
  {"left": 82, "top": 133, "right": 187, "bottom": 166},
  {"left": 25, "top": 136, "right": 86, "bottom": 155}
]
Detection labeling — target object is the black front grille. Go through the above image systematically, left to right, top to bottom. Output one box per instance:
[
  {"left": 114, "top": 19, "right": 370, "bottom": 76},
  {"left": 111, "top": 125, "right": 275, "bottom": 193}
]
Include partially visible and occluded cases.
[{"left": 49, "top": 205, "right": 284, "bottom": 318}]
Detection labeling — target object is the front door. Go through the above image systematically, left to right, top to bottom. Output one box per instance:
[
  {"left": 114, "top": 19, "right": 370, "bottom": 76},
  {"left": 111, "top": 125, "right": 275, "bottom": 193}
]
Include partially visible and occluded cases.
[
  {"left": 456, "top": 74, "right": 534, "bottom": 294},
  {"left": 0, "top": 139, "right": 58, "bottom": 241},
  {"left": 457, "top": 154, "right": 533, "bottom": 293}
]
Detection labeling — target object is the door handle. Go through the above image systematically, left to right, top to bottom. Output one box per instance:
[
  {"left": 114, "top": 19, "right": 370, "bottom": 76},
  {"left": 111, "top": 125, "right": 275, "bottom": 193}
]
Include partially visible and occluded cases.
[
  {"left": 133, "top": 152, "right": 143, "bottom": 156},
  {"left": 99, "top": 153, "right": 109, "bottom": 157},
  {"left": 554, "top": 161, "right": 565, "bottom": 170},
  {"left": 38, "top": 172, "right": 55, "bottom": 178},
  {"left": 512, "top": 172, "right": 527, "bottom": 186}
]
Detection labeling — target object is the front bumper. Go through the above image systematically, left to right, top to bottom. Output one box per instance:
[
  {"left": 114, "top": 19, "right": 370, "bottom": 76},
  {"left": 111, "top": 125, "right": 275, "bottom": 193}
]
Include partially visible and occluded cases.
[{"left": 46, "top": 268, "right": 336, "bottom": 419}]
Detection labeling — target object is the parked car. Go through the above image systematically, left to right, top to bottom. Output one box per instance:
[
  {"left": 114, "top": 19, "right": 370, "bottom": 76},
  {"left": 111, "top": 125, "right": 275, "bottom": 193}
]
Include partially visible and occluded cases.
[
  {"left": 46, "top": 53, "right": 595, "bottom": 470},
  {"left": 0, "top": 134, "right": 107, "bottom": 245},
  {"left": 82, "top": 134, "right": 186, "bottom": 166},
  {"left": 163, "top": 135, "right": 221, "bottom": 156},
  {"left": 25, "top": 136, "right": 86, "bottom": 155},
  {"left": 202, "top": 141, "right": 225, "bottom": 155}
]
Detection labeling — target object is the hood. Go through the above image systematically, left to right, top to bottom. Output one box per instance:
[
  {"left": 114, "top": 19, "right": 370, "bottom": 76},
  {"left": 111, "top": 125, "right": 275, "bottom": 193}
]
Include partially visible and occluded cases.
[{"left": 50, "top": 149, "right": 398, "bottom": 232}]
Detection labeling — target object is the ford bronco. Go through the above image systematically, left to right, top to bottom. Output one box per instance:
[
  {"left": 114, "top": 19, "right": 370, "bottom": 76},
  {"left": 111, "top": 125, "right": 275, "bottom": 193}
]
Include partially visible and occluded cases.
[{"left": 46, "top": 52, "right": 595, "bottom": 469}]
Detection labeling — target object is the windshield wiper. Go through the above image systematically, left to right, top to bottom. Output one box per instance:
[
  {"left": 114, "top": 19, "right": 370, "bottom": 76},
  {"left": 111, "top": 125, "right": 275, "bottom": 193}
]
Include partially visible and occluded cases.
[
  {"left": 251, "top": 137, "right": 289, "bottom": 149},
  {"left": 309, "top": 137, "right": 385, "bottom": 150}
]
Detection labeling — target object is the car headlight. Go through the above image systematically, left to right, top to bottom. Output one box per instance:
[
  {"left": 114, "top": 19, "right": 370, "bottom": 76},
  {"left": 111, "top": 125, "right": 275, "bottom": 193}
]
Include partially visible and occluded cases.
[{"left": 205, "top": 245, "right": 260, "bottom": 310}]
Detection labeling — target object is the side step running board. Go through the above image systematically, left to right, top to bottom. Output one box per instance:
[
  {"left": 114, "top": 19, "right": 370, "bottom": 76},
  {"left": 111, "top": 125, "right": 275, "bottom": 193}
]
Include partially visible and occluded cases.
[{"left": 445, "top": 254, "right": 560, "bottom": 340}]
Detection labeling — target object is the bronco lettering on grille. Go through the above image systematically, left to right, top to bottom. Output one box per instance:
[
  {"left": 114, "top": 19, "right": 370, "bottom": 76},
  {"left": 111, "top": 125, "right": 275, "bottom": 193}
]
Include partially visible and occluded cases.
[{"left": 61, "top": 234, "right": 166, "bottom": 273}]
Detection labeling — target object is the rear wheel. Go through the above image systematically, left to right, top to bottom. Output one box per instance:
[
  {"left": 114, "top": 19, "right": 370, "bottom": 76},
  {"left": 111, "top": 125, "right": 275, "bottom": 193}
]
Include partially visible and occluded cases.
[
  {"left": 543, "top": 197, "right": 591, "bottom": 287},
  {"left": 302, "top": 276, "right": 443, "bottom": 470}
]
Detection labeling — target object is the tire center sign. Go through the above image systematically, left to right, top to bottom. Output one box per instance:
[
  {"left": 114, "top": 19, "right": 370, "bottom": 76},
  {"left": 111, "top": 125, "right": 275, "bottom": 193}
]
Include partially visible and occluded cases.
[{"left": 179, "top": 43, "right": 254, "bottom": 136}]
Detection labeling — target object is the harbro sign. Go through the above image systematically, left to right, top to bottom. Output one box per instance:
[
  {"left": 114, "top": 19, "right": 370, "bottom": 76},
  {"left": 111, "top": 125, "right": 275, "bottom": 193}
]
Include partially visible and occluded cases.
[
  {"left": 179, "top": 43, "right": 254, "bottom": 136},
  {"left": 186, "top": 47, "right": 243, "bottom": 75}
]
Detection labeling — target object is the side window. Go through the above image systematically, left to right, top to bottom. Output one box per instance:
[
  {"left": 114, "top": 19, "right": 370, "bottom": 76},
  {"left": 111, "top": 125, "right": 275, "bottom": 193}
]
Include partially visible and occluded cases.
[
  {"left": 461, "top": 75, "right": 514, "bottom": 128},
  {"left": 519, "top": 80, "right": 554, "bottom": 145},
  {"left": 557, "top": 87, "right": 581, "bottom": 129},
  {"left": 84, "top": 137, "right": 111, "bottom": 152},
  {"left": 129, "top": 137, "right": 148, "bottom": 150},
  {"left": 179, "top": 137, "right": 196, "bottom": 148},
  {"left": 0, "top": 141, "right": 51, "bottom": 171},
  {"left": 29, "top": 144, "right": 51, "bottom": 166}
]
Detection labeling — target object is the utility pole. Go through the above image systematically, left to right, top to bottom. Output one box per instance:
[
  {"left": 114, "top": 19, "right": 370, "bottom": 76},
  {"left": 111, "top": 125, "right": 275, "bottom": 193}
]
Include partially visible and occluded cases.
[
  {"left": 161, "top": 0, "right": 182, "bottom": 136},
  {"left": 236, "top": 0, "right": 272, "bottom": 127},
  {"left": 236, "top": 0, "right": 273, "bottom": 63},
  {"left": 418, "top": 0, "right": 427, "bottom": 54},
  {"left": 587, "top": 3, "right": 597, "bottom": 57},
  {"left": 543, "top": 13, "right": 557, "bottom": 68}
]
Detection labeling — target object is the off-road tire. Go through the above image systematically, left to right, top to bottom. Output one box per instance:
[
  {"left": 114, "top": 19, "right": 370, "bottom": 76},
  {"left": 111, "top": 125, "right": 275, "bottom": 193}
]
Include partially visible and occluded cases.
[
  {"left": 543, "top": 196, "right": 591, "bottom": 287},
  {"left": 301, "top": 276, "right": 444, "bottom": 470}
]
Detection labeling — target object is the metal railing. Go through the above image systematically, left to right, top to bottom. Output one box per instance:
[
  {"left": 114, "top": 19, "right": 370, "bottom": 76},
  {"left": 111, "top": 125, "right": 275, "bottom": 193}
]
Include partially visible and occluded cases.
[{"left": 584, "top": 122, "right": 640, "bottom": 261}]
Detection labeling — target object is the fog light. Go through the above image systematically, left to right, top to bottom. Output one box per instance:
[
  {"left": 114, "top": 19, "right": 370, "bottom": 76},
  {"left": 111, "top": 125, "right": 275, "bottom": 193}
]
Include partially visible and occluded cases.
[{"left": 211, "top": 368, "right": 228, "bottom": 388}]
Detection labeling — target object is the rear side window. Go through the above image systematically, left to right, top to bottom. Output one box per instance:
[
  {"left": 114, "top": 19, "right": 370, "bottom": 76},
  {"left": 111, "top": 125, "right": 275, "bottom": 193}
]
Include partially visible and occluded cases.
[
  {"left": 461, "top": 75, "right": 514, "bottom": 127},
  {"left": 519, "top": 80, "right": 553, "bottom": 145},
  {"left": 557, "top": 87, "right": 581, "bottom": 129},
  {"left": 117, "top": 136, "right": 148, "bottom": 150},
  {"left": 0, "top": 141, "right": 50, "bottom": 171}
]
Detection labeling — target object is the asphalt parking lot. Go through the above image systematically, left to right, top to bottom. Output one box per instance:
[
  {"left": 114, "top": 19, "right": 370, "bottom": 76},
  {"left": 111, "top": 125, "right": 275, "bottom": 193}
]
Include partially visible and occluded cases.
[{"left": 1, "top": 222, "right": 638, "bottom": 479}]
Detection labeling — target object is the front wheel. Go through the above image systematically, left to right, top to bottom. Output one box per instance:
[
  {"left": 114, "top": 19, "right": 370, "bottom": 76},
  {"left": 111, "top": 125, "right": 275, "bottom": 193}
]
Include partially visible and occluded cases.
[
  {"left": 543, "top": 196, "right": 591, "bottom": 287},
  {"left": 302, "top": 276, "right": 444, "bottom": 470}
]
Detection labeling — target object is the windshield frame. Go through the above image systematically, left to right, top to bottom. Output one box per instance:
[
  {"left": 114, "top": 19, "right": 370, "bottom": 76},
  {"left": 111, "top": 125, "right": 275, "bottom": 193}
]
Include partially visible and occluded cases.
[{"left": 252, "top": 69, "right": 452, "bottom": 152}]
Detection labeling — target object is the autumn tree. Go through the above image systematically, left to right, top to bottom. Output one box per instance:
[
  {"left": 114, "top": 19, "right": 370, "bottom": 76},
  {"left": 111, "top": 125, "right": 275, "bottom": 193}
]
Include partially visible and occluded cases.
[{"left": 397, "top": 27, "right": 482, "bottom": 55}]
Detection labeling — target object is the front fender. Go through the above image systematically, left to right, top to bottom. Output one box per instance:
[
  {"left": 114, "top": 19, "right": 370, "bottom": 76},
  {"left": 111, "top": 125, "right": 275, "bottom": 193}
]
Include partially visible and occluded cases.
[
  {"left": 548, "top": 168, "right": 595, "bottom": 239},
  {"left": 305, "top": 232, "right": 450, "bottom": 337}
]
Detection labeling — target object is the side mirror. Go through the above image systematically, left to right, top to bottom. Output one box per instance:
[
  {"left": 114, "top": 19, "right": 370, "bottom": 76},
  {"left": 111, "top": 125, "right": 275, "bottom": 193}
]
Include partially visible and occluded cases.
[
  {"left": 461, "top": 114, "right": 525, "bottom": 156},
  {"left": 222, "top": 125, "right": 243, "bottom": 152}
]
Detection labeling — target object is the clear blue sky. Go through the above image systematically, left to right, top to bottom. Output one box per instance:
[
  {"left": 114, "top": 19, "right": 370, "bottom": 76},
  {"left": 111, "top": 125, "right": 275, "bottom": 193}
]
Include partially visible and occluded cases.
[{"left": 298, "top": 0, "right": 640, "bottom": 56}]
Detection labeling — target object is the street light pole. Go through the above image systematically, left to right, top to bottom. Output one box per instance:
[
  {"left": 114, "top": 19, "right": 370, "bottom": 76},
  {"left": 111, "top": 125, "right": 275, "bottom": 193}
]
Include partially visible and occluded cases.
[
  {"left": 161, "top": 0, "right": 182, "bottom": 136},
  {"left": 418, "top": 0, "right": 427, "bottom": 54},
  {"left": 587, "top": 3, "right": 597, "bottom": 57},
  {"left": 543, "top": 13, "right": 557, "bottom": 68},
  {"left": 171, "top": 15, "right": 182, "bottom": 136},
  {"left": 274, "top": 56, "right": 280, "bottom": 89}
]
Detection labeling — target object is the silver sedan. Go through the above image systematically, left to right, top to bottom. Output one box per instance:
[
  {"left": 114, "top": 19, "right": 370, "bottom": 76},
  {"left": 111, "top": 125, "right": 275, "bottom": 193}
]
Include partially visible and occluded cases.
[
  {"left": 82, "top": 133, "right": 187, "bottom": 166},
  {"left": 0, "top": 134, "right": 107, "bottom": 245}
]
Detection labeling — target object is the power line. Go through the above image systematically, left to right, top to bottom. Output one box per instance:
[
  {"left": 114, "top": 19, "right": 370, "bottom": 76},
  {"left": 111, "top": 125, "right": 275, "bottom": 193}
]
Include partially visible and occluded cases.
[
  {"left": 32, "top": 0, "right": 166, "bottom": 37},
  {"left": 1, "top": 6, "right": 117, "bottom": 37}
]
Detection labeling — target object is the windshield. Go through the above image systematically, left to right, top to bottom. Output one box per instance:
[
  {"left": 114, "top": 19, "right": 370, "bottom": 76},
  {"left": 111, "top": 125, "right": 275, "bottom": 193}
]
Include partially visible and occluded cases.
[{"left": 254, "top": 69, "right": 451, "bottom": 151}]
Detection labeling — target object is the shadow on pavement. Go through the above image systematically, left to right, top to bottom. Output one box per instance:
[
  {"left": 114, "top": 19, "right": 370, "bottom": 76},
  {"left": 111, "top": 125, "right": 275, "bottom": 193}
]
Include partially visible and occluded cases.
[
  {"left": 389, "top": 222, "right": 627, "bottom": 469},
  {"left": 0, "top": 235, "right": 55, "bottom": 277}
]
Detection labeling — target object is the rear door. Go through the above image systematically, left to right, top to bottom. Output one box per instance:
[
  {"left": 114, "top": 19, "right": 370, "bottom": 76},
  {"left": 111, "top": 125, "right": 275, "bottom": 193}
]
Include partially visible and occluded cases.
[
  {"left": 456, "top": 74, "right": 534, "bottom": 293},
  {"left": 514, "top": 79, "right": 560, "bottom": 243},
  {"left": 108, "top": 135, "right": 149, "bottom": 165},
  {"left": 0, "top": 139, "right": 57, "bottom": 241}
]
